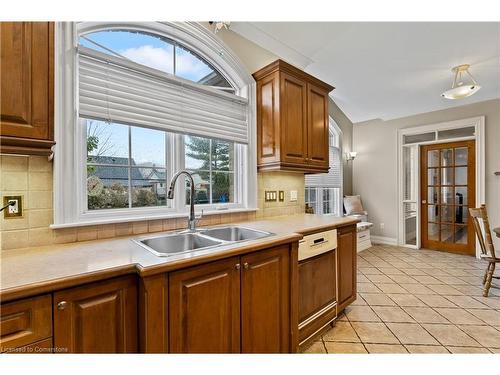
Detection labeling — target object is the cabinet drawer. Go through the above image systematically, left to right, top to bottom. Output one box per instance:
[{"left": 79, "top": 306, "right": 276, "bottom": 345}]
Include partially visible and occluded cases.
[
  {"left": 357, "top": 230, "right": 370, "bottom": 241},
  {"left": 0, "top": 294, "right": 52, "bottom": 352}
]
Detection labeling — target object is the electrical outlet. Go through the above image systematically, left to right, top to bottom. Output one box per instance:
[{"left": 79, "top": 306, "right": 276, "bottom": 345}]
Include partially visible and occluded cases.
[
  {"left": 265, "top": 190, "right": 278, "bottom": 202},
  {"left": 290, "top": 190, "right": 298, "bottom": 202},
  {"left": 278, "top": 191, "right": 285, "bottom": 202},
  {"left": 3, "top": 195, "right": 23, "bottom": 218}
]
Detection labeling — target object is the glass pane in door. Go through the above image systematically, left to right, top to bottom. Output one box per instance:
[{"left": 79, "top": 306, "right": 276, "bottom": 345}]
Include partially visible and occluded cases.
[
  {"left": 455, "top": 147, "right": 468, "bottom": 166},
  {"left": 441, "top": 149, "right": 453, "bottom": 167},
  {"left": 428, "top": 150, "right": 439, "bottom": 167},
  {"left": 455, "top": 167, "right": 467, "bottom": 185},
  {"left": 428, "top": 168, "right": 439, "bottom": 185},
  {"left": 441, "top": 168, "right": 453, "bottom": 185},
  {"left": 428, "top": 187, "right": 438, "bottom": 204},
  {"left": 441, "top": 187, "right": 453, "bottom": 204},
  {"left": 455, "top": 187, "right": 468, "bottom": 205},
  {"left": 441, "top": 206, "right": 454, "bottom": 223},
  {"left": 428, "top": 223, "right": 439, "bottom": 241},
  {"left": 441, "top": 224, "right": 453, "bottom": 243},
  {"left": 454, "top": 225, "right": 468, "bottom": 244}
]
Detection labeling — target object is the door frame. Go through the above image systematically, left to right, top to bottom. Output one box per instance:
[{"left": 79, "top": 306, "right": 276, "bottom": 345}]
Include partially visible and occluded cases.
[{"left": 397, "top": 116, "right": 485, "bottom": 257}]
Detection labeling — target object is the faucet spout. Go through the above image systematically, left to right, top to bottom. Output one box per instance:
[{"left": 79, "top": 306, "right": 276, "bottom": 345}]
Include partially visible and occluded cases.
[{"left": 167, "top": 170, "right": 197, "bottom": 231}]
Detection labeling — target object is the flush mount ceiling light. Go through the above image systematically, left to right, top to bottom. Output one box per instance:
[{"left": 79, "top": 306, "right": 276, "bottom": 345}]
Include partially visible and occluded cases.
[
  {"left": 208, "top": 21, "right": 231, "bottom": 34},
  {"left": 441, "top": 64, "right": 481, "bottom": 100}
]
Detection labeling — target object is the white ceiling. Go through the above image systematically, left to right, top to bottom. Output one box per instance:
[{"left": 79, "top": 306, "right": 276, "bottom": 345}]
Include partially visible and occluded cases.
[{"left": 231, "top": 22, "right": 500, "bottom": 123}]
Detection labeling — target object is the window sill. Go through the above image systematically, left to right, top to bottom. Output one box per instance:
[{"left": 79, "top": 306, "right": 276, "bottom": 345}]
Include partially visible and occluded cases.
[{"left": 50, "top": 207, "right": 258, "bottom": 229}]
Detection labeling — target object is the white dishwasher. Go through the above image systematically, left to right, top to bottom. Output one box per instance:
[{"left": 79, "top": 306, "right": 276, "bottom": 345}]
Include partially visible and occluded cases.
[{"left": 298, "top": 229, "right": 338, "bottom": 346}]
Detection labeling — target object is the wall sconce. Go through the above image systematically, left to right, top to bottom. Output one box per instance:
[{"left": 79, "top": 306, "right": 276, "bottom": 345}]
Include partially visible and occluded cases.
[{"left": 346, "top": 151, "right": 357, "bottom": 162}]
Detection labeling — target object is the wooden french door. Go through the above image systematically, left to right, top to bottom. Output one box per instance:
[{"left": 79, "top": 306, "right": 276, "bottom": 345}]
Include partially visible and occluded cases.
[{"left": 420, "top": 140, "right": 475, "bottom": 255}]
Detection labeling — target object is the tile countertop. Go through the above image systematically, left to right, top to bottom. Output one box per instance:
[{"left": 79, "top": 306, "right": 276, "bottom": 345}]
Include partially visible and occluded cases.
[{"left": 0, "top": 214, "right": 358, "bottom": 302}]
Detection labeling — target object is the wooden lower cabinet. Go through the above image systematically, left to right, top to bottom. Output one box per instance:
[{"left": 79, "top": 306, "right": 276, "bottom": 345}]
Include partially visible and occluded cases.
[
  {"left": 337, "top": 225, "right": 357, "bottom": 312},
  {"left": 168, "top": 245, "right": 295, "bottom": 353},
  {"left": 241, "top": 246, "right": 290, "bottom": 353},
  {"left": 298, "top": 250, "right": 336, "bottom": 344},
  {"left": 169, "top": 256, "right": 241, "bottom": 353},
  {"left": 53, "top": 275, "right": 138, "bottom": 353},
  {"left": 0, "top": 294, "right": 52, "bottom": 353}
]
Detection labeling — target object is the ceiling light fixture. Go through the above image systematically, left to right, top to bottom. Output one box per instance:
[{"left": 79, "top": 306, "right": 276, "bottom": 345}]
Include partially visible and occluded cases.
[
  {"left": 208, "top": 21, "right": 231, "bottom": 34},
  {"left": 441, "top": 64, "right": 481, "bottom": 100}
]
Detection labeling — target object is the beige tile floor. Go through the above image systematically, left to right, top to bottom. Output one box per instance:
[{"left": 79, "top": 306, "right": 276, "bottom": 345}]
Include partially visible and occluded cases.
[{"left": 302, "top": 245, "right": 500, "bottom": 354}]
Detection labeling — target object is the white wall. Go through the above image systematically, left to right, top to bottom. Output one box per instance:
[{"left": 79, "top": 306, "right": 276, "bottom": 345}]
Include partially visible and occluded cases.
[{"left": 353, "top": 98, "right": 500, "bottom": 246}]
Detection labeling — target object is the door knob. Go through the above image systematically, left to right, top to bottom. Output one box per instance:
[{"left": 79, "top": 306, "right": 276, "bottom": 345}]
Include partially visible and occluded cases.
[
  {"left": 422, "top": 200, "right": 427, "bottom": 204},
  {"left": 243, "top": 262, "right": 249, "bottom": 269},
  {"left": 235, "top": 263, "right": 241, "bottom": 270},
  {"left": 57, "top": 301, "right": 68, "bottom": 310}
]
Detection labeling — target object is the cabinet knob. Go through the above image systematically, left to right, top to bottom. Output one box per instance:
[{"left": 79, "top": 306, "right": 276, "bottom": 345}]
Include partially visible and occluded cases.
[
  {"left": 243, "top": 262, "right": 249, "bottom": 269},
  {"left": 235, "top": 263, "right": 241, "bottom": 270},
  {"left": 57, "top": 301, "right": 68, "bottom": 311}
]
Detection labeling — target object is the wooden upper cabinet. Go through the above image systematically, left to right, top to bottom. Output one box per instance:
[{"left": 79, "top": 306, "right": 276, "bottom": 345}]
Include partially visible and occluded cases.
[
  {"left": 0, "top": 22, "right": 55, "bottom": 156},
  {"left": 253, "top": 60, "right": 334, "bottom": 173},
  {"left": 280, "top": 72, "right": 308, "bottom": 166},
  {"left": 307, "top": 83, "right": 330, "bottom": 169},
  {"left": 337, "top": 225, "right": 357, "bottom": 312},
  {"left": 241, "top": 245, "right": 290, "bottom": 353},
  {"left": 169, "top": 256, "right": 241, "bottom": 353},
  {"left": 53, "top": 276, "right": 138, "bottom": 353}
]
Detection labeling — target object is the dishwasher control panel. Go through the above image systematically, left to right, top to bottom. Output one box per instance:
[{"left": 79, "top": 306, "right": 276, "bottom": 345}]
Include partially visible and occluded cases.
[{"left": 298, "top": 229, "right": 337, "bottom": 261}]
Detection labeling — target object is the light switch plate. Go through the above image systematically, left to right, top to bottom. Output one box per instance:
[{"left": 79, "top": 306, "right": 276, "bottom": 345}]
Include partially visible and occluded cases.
[
  {"left": 265, "top": 190, "right": 278, "bottom": 202},
  {"left": 290, "top": 190, "right": 298, "bottom": 202},
  {"left": 278, "top": 191, "right": 285, "bottom": 202},
  {"left": 3, "top": 195, "right": 23, "bottom": 218}
]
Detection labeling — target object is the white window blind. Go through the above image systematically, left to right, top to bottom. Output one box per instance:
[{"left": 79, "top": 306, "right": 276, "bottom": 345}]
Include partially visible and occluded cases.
[
  {"left": 78, "top": 46, "right": 249, "bottom": 144},
  {"left": 305, "top": 146, "right": 341, "bottom": 187}
]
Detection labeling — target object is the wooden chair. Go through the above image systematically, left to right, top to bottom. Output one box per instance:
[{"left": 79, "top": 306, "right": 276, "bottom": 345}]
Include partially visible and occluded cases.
[{"left": 469, "top": 205, "right": 500, "bottom": 297}]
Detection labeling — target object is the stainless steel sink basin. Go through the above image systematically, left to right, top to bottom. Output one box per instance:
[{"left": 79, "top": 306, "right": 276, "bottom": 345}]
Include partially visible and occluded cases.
[
  {"left": 134, "top": 226, "right": 274, "bottom": 257},
  {"left": 200, "top": 226, "right": 272, "bottom": 242},
  {"left": 134, "top": 232, "right": 223, "bottom": 257}
]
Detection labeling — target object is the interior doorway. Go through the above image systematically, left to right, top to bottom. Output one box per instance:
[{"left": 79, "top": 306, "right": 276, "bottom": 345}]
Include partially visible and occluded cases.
[
  {"left": 397, "top": 116, "right": 485, "bottom": 257},
  {"left": 420, "top": 140, "right": 476, "bottom": 255}
]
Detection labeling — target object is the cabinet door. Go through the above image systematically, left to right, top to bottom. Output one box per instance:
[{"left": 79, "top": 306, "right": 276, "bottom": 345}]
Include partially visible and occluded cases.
[
  {"left": 0, "top": 22, "right": 53, "bottom": 140},
  {"left": 256, "top": 71, "right": 281, "bottom": 167},
  {"left": 280, "top": 72, "right": 308, "bottom": 167},
  {"left": 307, "top": 82, "right": 330, "bottom": 170},
  {"left": 337, "top": 225, "right": 357, "bottom": 312},
  {"left": 241, "top": 245, "right": 290, "bottom": 353},
  {"left": 298, "top": 251, "right": 336, "bottom": 322},
  {"left": 169, "top": 257, "right": 241, "bottom": 353},
  {"left": 53, "top": 276, "right": 138, "bottom": 353}
]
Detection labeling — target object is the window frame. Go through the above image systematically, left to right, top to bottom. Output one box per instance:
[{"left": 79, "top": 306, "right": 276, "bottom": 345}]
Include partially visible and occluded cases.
[
  {"left": 53, "top": 22, "right": 257, "bottom": 228},
  {"left": 304, "top": 118, "right": 344, "bottom": 216}
]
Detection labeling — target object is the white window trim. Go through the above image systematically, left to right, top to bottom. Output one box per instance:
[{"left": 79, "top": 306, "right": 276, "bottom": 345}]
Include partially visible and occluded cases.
[
  {"left": 53, "top": 22, "right": 257, "bottom": 228},
  {"left": 396, "top": 116, "right": 486, "bottom": 257},
  {"left": 304, "top": 117, "right": 344, "bottom": 216}
]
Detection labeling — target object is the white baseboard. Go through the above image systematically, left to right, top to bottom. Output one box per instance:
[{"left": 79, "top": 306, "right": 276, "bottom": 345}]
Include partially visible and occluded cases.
[{"left": 370, "top": 236, "right": 398, "bottom": 246}]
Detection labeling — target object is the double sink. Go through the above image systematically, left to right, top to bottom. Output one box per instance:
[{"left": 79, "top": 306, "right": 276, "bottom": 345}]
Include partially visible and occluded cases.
[{"left": 134, "top": 225, "right": 274, "bottom": 257}]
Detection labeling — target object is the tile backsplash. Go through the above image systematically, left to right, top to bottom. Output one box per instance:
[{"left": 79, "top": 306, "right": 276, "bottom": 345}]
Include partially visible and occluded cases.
[{"left": 0, "top": 155, "right": 306, "bottom": 250}]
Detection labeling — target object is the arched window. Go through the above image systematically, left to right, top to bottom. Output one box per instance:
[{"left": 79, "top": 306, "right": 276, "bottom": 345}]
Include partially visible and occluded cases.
[
  {"left": 54, "top": 22, "right": 256, "bottom": 227},
  {"left": 79, "top": 29, "right": 234, "bottom": 92},
  {"left": 305, "top": 118, "right": 343, "bottom": 216}
]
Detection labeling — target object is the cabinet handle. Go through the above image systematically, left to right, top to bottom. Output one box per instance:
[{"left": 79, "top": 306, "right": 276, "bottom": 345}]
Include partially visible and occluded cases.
[
  {"left": 243, "top": 262, "right": 249, "bottom": 269},
  {"left": 235, "top": 263, "right": 241, "bottom": 270},
  {"left": 57, "top": 301, "right": 68, "bottom": 311}
]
